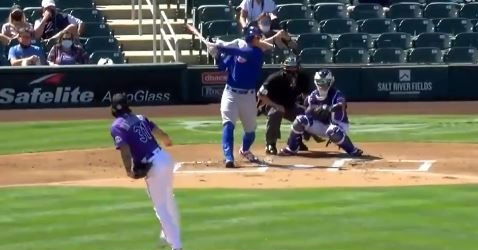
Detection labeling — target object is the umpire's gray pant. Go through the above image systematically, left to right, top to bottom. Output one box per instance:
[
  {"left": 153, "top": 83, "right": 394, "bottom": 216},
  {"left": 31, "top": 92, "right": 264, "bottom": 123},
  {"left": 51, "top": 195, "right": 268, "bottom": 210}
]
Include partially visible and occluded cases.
[{"left": 266, "top": 105, "right": 304, "bottom": 145}]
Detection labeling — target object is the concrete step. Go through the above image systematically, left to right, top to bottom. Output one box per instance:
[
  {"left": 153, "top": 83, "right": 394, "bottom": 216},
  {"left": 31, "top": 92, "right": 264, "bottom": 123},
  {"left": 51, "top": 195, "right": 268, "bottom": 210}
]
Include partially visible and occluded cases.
[
  {"left": 95, "top": 0, "right": 177, "bottom": 6},
  {"left": 97, "top": 4, "right": 185, "bottom": 20},
  {"left": 108, "top": 18, "right": 192, "bottom": 35},
  {"left": 117, "top": 34, "right": 200, "bottom": 50},
  {"left": 124, "top": 50, "right": 207, "bottom": 64}
]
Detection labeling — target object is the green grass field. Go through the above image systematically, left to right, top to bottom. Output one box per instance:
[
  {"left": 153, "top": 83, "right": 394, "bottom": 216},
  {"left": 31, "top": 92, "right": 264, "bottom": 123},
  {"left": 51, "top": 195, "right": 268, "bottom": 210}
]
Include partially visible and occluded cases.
[{"left": 1, "top": 115, "right": 478, "bottom": 250}]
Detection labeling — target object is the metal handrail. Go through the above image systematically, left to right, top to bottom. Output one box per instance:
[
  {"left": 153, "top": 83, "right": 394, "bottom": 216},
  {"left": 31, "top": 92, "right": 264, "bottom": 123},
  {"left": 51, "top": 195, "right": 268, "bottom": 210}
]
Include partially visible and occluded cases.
[{"left": 160, "top": 10, "right": 180, "bottom": 62}]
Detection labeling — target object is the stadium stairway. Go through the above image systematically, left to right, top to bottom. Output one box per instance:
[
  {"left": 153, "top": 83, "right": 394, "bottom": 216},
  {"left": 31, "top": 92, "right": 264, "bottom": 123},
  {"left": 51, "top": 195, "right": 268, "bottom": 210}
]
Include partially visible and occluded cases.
[{"left": 96, "top": 0, "right": 204, "bottom": 63}]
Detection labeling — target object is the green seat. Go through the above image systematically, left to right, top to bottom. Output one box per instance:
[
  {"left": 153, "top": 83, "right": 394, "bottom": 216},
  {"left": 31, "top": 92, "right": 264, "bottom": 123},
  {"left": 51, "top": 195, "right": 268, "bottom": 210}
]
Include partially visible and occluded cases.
[
  {"left": 56, "top": 0, "right": 94, "bottom": 10},
  {"left": 188, "top": 0, "right": 229, "bottom": 17},
  {"left": 275, "top": 0, "right": 304, "bottom": 4},
  {"left": 309, "top": 0, "right": 350, "bottom": 5},
  {"left": 390, "top": 0, "right": 425, "bottom": 4},
  {"left": 426, "top": 0, "right": 460, "bottom": 4},
  {"left": 0, "top": 1, "right": 14, "bottom": 8},
  {"left": 313, "top": 3, "right": 347, "bottom": 23},
  {"left": 349, "top": 3, "right": 385, "bottom": 20},
  {"left": 388, "top": 3, "right": 423, "bottom": 19},
  {"left": 424, "top": 3, "right": 459, "bottom": 19},
  {"left": 459, "top": 3, "right": 478, "bottom": 19},
  {"left": 276, "top": 4, "right": 308, "bottom": 22},
  {"left": 193, "top": 5, "right": 233, "bottom": 28},
  {"left": 0, "top": 7, "right": 10, "bottom": 22},
  {"left": 23, "top": 7, "right": 41, "bottom": 23},
  {"left": 66, "top": 8, "right": 104, "bottom": 23},
  {"left": 281, "top": 18, "right": 316, "bottom": 35},
  {"left": 319, "top": 18, "right": 358, "bottom": 34},
  {"left": 359, "top": 18, "right": 395, "bottom": 36},
  {"left": 398, "top": 18, "right": 433, "bottom": 36},
  {"left": 436, "top": 18, "right": 473, "bottom": 35},
  {"left": 201, "top": 20, "right": 239, "bottom": 38},
  {"left": 82, "top": 22, "right": 112, "bottom": 38},
  {"left": 335, "top": 32, "right": 372, "bottom": 49},
  {"left": 375, "top": 32, "right": 412, "bottom": 49},
  {"left": 414, "top": 32, "right": 450, "bottom": 49},
  {"left": 453, "top": 32, "right": 478, "bottom": 48},
  {"left": 214, "top": 33, "right": 242, "bottom": 43},
  {"left": 297, "top": 33, "right": 333, "bottom": 50},
  {"left": 84, "top": 36, "right": 120, "bottom": 54},
  {"left": 407, "top": 47, "right": 443, "bottom": 63},
  {"left": 444, "top": 47, "right": 477, "bottom": 63},
  {"left": 271, "top": 48, "right": 292, "bottom": 64},
  {"left": 299, "top": 48, "right": 333, "bottom": 64},
  {"left": 334, "top": 48, "right": 369, "bottom": 63},
  {"left": 372, "top": 48, "right": 406, "bottom": 63},
  {"left": 89, "top": 50, "right": 124, "bottom": 64},
  {"left": 0, "top": 54, "right": 9, "bottom": 66}
]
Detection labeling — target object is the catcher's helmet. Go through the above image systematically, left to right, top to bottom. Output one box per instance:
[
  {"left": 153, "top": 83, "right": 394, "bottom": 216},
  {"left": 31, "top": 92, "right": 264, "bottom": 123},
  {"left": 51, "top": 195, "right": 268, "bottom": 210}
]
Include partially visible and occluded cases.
[
  {"left": 244, "top": 25, "right": 262, "bottom": 43},
  {"left": 282, "top": 55, "right": 300, "bottom": 71},
  {"left": 314, "top": 69, "right": 335, "bottom": 101},
  {"left": 111, "top": 93, "right": 131, "bottom": 117}
]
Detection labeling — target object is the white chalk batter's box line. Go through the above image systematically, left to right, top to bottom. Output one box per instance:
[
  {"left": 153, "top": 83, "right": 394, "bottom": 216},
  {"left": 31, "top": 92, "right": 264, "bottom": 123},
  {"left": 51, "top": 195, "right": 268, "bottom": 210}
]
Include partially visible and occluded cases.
[{"left": 174, "top": 160, "right": 436, "bottom": 174}]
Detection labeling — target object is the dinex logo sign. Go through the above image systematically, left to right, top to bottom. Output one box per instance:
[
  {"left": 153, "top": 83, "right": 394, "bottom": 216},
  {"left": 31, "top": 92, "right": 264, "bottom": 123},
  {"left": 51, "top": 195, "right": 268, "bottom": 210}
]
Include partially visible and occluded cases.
[{"left": 202, "top": 72, "right": 227, "bottom": 85}]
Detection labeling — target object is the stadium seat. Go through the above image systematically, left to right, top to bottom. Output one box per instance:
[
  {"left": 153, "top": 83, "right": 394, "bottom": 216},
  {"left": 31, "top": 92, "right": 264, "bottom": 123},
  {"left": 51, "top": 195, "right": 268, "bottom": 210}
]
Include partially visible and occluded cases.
[
  {"left": 17, "top": 0, "right": 41, "bottom": 7},
  {"left": 56, "top": 0, "right": 94, "bottom": 10},
  {"left": 189, "top": 0, "right": 229, "bottom": 17},
  {"left": 230, "top": 0, "right": 242, "bottom": 7},
  {"left": 275, "top": 0, "right": 304, "bottom": 4},
  {"left": 309, "top": 0, "right": 350, "bottom": 5},
  {"left": 390, "top": 0, "right": 425, "bottom": 5},
  {"left": 426, "top": 0, "right": 459, "bottom": 4},
  {"left": 0, "top": 1, "right": 14, "bottom": 8},
  {"left": 313, "top": 3, "right": 348, "bottom": 23},
  {"left": 349, "top": 3, "right": 385, "bottom": 20},
  {"left": 388, "top": 3, "right": 423, "bottom": 19},
  {"left": 423, "top": 3, "right": 460, "bottom": 20},
  {"left": 459, "top": 3, "right": 478, "bottom": 19},
  {"left": 276, "top": 4, "right": 308, "bottom": 22},
  {"left": 193, "top": 5, "right": 233, "bottom": 28},
  {"left": 0, "top": 7, "right": 10, "bottom": 22},
  {"left": 23, "top": 7, "right": 41, "bottom": 23},
  {"left": 65, "top": 8, "right": 104, "bottom": 23},
  {"left": 319, "top": 18, "right": 358, "bottom": 35},
  {"left": 359, "top": 18, "right": 396, "bottom": 37},
  {"left": 398, "top": 18, "right": 434, "bottom": 36},
  {"left": 435, "top": 18, "right": 473, "bottom": 35},
  {"left": 281, "top": 19, "right": 316, "bottom": 35},
  {"left": 201, "top": 20, "right": 239, "bottom": 39},
  {"left": 82, "top": 22, "right": 112, "bottom": 37},
  {"left": 376, "top": 32, "right": 412, "bottom": 49},
  {"left": 414, "top": 32, "right": 451, "bottom": 49},
  {"left": 453, "top": 32, "right": 478, "bottom": 48},
  {"left": 214, "top": 33, "right": 242, "bottom": 43},
  {"left": 297, "top": 33, "right": 333, "bottom": 50},
  {"left": 335, "top": 33, "right": 373, "bottom": 49},
  {"left": 84, "top": 36, "right": 120, "bottom": 54},
  {"left": 271, "top": 47, "right": 292, "bottom": 64},
  {"left": 299, "top": 47, "right": 334, "bottom": 63},
  {"left": 408, "top": 47, "right": 443, "bottom": 63},
  {"left": 443, "top": 47, "right": 477, "bottom": 63},
  {"left": 334, "top": 48, "right": 369, "bottom": 63},
  {"left": 372, "top": 48, "right": 407, "bottom": 63},
  {"left": 89, "top": 50, "right": 125, "bottom": 64},
  {"left": 0, "top": 54, "right": 8, "bottom": 66}
]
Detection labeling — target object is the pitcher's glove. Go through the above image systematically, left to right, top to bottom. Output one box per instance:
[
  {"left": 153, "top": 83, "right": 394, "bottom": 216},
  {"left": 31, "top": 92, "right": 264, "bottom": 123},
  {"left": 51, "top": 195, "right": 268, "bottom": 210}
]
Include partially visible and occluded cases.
[{"left": 129, "top": 162, "right": 153, "bottom": 179}]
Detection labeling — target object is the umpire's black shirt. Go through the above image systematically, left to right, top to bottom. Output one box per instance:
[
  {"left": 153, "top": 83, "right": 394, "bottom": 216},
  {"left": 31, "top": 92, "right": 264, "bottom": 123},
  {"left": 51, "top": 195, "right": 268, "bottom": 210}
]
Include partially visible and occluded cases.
[{"left": 260, "top": 70, "right": 312, "bottom": 109}]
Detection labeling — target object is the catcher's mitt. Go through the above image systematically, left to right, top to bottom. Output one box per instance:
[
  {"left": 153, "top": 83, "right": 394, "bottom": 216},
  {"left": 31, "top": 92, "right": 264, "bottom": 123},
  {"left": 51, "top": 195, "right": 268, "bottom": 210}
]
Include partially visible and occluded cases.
[
  {"left": 307, "top": 104, "right": 331, "bottom": 123},
  {"left": 130, "top": 162, "right": 152, "bottom": 179}
]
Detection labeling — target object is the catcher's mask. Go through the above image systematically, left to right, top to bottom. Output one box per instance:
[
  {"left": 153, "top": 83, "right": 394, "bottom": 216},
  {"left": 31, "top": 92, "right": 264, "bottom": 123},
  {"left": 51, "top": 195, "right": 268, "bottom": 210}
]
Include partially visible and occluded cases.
[
  {"left": 282, "top": 55, "right": 300, "bottom": 87},
  {"left": 314, "top": 69, "right": 335, "bottom": 101},
  {"left": 111, "top": 93, "right": 131, "bottom": 118}
]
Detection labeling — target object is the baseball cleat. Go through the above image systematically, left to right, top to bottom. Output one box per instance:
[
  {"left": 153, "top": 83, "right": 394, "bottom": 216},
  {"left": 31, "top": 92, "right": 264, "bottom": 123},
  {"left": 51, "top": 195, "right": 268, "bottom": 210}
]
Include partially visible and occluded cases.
[
  {"left": 298, "top": 141, "right": 309, "bottom": 151},
  {"left": 265, "top": 144, "right": 277, "bottom": 155},
  {"left": 278, "top": 147, "right": 298, "bottom": 156},
  {"left": 349, "top": 148, "right": 363, "bottom": 157},
  {"left": 239, "top": 149, "right": 260, "bottom": 163},
  {"left": 225, "top": 160, "right": 235, "bottom": 168}
]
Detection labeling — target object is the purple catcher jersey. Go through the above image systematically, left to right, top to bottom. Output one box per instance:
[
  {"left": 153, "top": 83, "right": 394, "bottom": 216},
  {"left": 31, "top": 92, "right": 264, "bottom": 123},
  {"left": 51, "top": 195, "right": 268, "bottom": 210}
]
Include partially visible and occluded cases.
[
  {"left": 307, "top": 87, "right": 349, "bottom": 124},
  {"left": 110, "top": 113, "right": 160, "bottom": 163}
]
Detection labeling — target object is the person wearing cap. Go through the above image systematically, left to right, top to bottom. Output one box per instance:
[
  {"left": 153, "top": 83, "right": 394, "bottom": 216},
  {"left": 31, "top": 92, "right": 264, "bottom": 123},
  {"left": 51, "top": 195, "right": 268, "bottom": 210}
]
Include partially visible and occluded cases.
[
  {"left": 34, "top": 0, "right": 85, "bottom": 40},
  {"left": 239, "top": 0, "right": 277, "bottom": 29},
  {"left": 1, "top": 5, "right": 34, "bottom": 39},
  {"left": 8, "top": 27, "right": 46, "bottom": 66},
  {"left": 257, "top": 55, "right": 313, "bottom": 155},
  {"left": 109, "top": 93, "right": 183, "bottom": 250}
]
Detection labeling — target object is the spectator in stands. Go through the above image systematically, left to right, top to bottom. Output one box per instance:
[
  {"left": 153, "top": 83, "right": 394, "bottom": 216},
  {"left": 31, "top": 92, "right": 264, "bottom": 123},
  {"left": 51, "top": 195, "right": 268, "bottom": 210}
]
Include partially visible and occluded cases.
[
  {"left": 34, "top": 0, "right": 85, "bottom": 41},
  {"left": 239, "top": 0, "right": 278, "bottom": 29},
  {"left": 1, "top": 5, "right": 34, "bottom": 39},
  {"left": 256, "top": 12, "right": 297, "bottom": 50},
  {"left": 8, "top": 28, "right": 46, "bottom": 66},
  {"left": 47, "top": 30, "right": 88, "bottom": 65},
  {"left": 0, "top": 34, "right": 11, "bottom": 46}
]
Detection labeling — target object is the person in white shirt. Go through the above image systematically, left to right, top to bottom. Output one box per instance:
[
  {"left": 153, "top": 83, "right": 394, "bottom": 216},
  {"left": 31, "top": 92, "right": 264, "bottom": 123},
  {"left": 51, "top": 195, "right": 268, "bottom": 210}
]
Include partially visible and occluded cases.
[{"left": 239, "top": 0, "right": 277, "bottom": 28}]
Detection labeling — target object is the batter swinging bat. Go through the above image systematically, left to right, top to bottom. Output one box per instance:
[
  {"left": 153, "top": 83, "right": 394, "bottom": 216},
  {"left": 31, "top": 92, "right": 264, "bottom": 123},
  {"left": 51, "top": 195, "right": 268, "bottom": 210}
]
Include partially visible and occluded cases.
[{"left": 186, "top": 24, "right": 213, "bottom": 47}]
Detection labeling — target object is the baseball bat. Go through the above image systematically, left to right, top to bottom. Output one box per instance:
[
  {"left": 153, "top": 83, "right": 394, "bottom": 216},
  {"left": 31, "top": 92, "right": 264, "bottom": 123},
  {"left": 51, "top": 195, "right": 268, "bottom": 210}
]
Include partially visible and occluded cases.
[{"left": 186, "top": 24, "right": 213, "bottom": 47}]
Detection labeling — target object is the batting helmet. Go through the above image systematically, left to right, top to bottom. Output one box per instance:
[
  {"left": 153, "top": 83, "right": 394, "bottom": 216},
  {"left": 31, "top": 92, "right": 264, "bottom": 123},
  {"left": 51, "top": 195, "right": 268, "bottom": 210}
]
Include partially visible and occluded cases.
[
  {"left": 244, "top": 25, "right": 262, "bottom": 43},
  {"left": 314, "top": 69, "right": 335, "bottom": 101},
  {"left": 111, "top": 93, "right": 131, "bottom": 117}
]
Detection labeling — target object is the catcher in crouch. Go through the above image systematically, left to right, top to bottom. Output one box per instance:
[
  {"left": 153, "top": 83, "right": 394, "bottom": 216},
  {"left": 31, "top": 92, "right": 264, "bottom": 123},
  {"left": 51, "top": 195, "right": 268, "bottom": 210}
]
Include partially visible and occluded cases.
[{"left": 280, "top": 69, "right": 363, "bottom": 157}]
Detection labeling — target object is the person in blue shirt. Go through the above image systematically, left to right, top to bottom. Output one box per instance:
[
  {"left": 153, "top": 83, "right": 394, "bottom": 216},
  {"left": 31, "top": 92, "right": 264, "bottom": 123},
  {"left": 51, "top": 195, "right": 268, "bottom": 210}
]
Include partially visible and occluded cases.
[
  {"left": 211, "top": 26, "right": 265, "bottom": 168},
  {"left": 8, "top": 28, "right": 46, "bottom": 66}
]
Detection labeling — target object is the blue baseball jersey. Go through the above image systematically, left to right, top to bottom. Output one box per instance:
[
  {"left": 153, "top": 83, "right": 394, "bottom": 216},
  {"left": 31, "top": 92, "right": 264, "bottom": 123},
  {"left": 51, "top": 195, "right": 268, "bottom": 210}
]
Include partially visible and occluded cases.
[
  {"left": 217, "top": 45, "right": 264, "bottom": 90},
  {"left": 307, "top": 88, "right": 349, "bottom": 124},
  {"left": 110, "top": 113, "right": 160, "bottom": 163}
]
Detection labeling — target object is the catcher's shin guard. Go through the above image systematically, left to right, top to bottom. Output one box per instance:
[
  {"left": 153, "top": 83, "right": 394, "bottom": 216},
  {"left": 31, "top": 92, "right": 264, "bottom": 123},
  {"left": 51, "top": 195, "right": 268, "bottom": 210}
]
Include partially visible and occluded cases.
[{"left": 325, "top": 125, "right": 358, "bottom": 155}]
